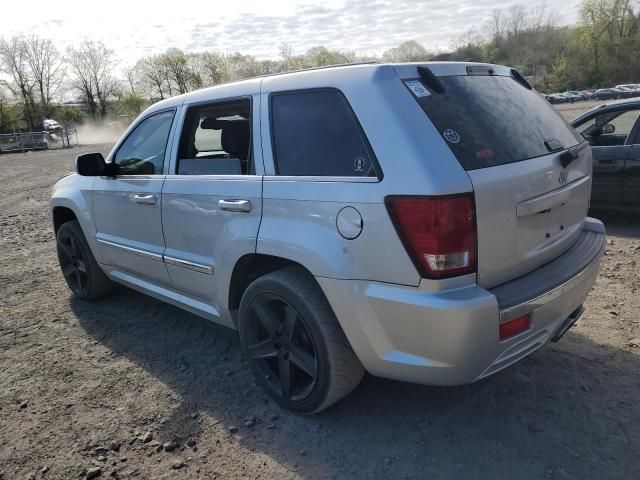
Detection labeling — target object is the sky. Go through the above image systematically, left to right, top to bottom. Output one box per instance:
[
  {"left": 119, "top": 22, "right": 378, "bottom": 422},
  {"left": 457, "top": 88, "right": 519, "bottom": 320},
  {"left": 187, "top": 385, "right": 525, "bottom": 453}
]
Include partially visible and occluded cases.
[{"left": 2, "top": 0, "right": 583, "bottom": 65}]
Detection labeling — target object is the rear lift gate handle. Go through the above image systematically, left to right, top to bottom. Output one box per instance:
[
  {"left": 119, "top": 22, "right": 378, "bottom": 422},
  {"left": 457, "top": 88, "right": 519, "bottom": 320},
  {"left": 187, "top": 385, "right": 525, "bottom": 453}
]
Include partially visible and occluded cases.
[{"left": 516, "top": 176, "right": 591, "bottom": 217}]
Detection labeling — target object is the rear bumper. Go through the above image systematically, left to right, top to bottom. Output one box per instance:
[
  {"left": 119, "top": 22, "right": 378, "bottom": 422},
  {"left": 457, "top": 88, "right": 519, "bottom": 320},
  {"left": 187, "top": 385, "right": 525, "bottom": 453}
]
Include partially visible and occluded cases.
[{"left": 317, "top": 218, "right": 605, "bottom": 386}]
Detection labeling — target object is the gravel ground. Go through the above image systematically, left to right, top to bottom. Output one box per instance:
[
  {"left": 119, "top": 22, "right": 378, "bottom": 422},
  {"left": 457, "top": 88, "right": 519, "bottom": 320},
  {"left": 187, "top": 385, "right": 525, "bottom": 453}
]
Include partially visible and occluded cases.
[{"left": 1, "top": 139, "right": 639, "bottom": 480}]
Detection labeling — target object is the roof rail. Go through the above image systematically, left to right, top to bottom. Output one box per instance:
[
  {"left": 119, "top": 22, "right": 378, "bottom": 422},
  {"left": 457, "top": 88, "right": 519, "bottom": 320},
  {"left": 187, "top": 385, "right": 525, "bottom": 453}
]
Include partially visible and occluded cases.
[{"left": 187, "top": 61, "right": 381, "bottom": 92}]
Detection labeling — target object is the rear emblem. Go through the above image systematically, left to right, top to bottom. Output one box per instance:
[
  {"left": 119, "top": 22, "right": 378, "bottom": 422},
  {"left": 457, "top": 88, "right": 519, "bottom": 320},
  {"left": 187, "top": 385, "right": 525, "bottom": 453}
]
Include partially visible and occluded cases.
[
  {"left": 443, "top": 129, "right": 460, "bottom": 144},
  {"left": 559, "top": 170, "right": 567, "bottom": 185}
]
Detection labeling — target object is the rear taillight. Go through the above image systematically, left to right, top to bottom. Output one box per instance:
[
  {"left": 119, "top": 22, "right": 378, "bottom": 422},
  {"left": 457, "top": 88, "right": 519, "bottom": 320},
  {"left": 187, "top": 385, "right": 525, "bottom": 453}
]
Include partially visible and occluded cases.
[
  {"left": 385, "top": 194, "right": 477, "bottom": 279},
  {"left": 499, "top": 314, "right": 531, "bottom": 341}
]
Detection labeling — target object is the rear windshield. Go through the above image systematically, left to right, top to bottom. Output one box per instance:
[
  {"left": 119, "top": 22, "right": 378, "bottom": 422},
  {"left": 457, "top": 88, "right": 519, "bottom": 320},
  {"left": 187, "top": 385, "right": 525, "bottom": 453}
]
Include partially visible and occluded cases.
[{"left": 412, "top": 75, "right": 583, "bottom": 170}]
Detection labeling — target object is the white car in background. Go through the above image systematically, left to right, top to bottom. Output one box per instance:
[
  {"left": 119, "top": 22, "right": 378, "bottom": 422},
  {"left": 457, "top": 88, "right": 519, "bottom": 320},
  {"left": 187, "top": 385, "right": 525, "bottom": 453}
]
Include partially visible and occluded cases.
[{"left": 43, "top": 119, "right": 62, "bottom": 132}]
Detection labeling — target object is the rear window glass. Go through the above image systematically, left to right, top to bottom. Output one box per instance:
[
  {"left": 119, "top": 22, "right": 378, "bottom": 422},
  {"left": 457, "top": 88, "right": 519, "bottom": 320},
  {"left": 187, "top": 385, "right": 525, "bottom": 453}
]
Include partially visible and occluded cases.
[
  {"left": 411, "top": 75, "right": 583, "bottom": 170},
  {"left": 270, "top": 89, "right": 378, "bottom": 177}
]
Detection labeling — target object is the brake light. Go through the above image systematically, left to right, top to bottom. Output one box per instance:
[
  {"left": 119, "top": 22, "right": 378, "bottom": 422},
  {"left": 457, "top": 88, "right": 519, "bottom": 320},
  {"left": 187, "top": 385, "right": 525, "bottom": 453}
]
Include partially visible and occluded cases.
[
  {"left": 385, "top": 194, "right": 476, "bottom": 279},
  {"left": 499, "top": 314, "right": 531, "bottom": 341}
]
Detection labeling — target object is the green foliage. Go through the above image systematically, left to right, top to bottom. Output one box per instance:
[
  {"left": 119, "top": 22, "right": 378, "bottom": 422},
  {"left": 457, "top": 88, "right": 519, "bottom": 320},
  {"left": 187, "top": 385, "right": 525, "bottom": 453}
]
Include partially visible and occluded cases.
[
  {"left": 448, "top": 0, "right": 640, "bottom": 92},
  {"left": 0, "top": 88, "right": 23, "bottom": 132},
  {"left": 114, "top": 93, "right": 146, "bottom": 118},
  {"left": 55, "top": 106, "right": 84, "bottom": 126}
]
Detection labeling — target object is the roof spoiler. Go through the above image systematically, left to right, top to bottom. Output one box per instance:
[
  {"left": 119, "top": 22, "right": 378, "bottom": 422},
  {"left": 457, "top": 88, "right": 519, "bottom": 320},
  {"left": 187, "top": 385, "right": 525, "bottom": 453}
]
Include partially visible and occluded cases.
[{"left": 510, "top": 68, "right": 532, "bottom": 90}]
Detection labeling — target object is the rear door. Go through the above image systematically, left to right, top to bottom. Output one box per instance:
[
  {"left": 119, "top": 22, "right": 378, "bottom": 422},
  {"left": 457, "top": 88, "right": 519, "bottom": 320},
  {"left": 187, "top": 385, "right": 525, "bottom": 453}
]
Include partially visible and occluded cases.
[
  {"left": 397, "top": 64, "right": 590, "bottom": 288},
  {"left": 160, "top": 96, "right": 263, "bottom": 310},
  {"left": 93, "top": 109, "right": 175, "bottom": 285},
  {"left": 623, "top": 117, "right": 640, "bottom": 207}
]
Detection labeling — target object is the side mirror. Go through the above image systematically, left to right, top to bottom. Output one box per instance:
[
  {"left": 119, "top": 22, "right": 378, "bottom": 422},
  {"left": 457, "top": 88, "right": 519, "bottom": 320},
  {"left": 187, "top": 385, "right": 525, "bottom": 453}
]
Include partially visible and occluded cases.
[
  {"left": 601, "top": 123, "right": 615, "bottom": 134},
  {"left": 75, "top": 152, "right": 116, "bottom": 176}
]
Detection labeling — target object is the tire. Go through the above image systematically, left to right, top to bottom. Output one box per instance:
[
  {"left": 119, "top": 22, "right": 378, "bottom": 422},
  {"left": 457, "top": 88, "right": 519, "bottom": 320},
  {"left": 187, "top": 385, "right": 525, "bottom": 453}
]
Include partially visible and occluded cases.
[
  {"left": 56, "top": 220, "right": 114, "bottom": 300},
  {"left": 238, "top": 266, "right": 364, "bottom": 414}
]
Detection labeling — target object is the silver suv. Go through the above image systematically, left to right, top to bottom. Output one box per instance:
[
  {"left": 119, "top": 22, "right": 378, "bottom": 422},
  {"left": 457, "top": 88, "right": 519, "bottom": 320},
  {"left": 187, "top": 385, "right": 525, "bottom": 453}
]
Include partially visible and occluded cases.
[{"left": 51, "top": 62, "right": 605, "bottom": 414}]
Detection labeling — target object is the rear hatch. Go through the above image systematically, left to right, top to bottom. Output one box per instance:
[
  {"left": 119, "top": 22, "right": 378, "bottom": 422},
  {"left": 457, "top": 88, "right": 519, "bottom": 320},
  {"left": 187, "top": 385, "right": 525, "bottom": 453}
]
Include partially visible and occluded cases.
[{"left": 397, "top": 63, "right": 591, "bottom": 288}]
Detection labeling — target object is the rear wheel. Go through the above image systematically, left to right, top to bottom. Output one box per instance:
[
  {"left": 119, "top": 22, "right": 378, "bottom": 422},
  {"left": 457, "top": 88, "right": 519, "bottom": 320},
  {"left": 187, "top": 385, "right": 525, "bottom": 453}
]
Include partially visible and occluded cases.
[
  {"left": 56, "top": 220, "right": 113, "bottom": 300},
  {"left": 238, "top": 266, "right": 364, "bottom": 414}
]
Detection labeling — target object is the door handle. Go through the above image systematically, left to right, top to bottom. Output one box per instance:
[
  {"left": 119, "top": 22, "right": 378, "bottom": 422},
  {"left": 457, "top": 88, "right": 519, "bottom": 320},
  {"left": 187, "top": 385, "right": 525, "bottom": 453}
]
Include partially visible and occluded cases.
[
  {"left": 132, "top": 194, "right": 156, "bottom": 205},
  {"left": 219, "top": 199, "right": 251, "bottom": 212}
]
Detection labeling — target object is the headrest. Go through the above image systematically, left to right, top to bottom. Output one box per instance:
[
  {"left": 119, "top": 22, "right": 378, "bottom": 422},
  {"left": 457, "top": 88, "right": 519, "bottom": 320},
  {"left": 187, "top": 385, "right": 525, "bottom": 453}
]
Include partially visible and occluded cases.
[{"left": 221, "top": 121, "right": 250, "bottom": 159}]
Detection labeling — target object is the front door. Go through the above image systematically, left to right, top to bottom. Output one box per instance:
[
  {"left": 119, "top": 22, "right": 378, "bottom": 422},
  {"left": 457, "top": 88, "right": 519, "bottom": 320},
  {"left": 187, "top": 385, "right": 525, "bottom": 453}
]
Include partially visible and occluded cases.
[
  {"left": 161, "top": 96, "right": 263, "bottom": 309},
  {"left": 574, "top": 108, "right": 640, "bottom": 206},
  {"left": 93, "top": 109, "right": 176, "bottom": 285},
  {"left": 622, "top": 117, "right": 640, "bottom": 207}
]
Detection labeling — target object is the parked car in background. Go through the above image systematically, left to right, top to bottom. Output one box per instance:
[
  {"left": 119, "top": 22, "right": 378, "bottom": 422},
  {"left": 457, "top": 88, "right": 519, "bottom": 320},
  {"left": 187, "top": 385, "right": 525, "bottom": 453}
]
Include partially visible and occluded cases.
[
  {"left": 51, "top": 62, "right": 605, "bottom": 413},
  {"left": 616, "top": 85, "right": 640, "bottom": 97},
  {"left": 592, "top": 88, "right": 622, "bottom": 100},
  {"left": 582, "top": 89, "right": 597, "bottom": 100},
  {"left": 566, "top": 91, "right": 588, "bottom": 101},
  {"left": 558, "top": 92, "right": 578, "bottom": 103},
  {"left": 545, "top": 93, "right": 566, "bottom": 104},
  {"left": 571, "top": 98, "right": 640, "bottom": 211},
  {"left": 43, "top": 119, "right": 62, "bottom": 133}
]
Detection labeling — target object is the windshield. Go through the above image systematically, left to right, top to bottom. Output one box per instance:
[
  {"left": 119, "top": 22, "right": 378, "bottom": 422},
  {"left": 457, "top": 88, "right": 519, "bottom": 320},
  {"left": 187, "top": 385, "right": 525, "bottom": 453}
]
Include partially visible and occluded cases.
[{"left": 411, "top": 75, "right": 583, "bottom": 170}]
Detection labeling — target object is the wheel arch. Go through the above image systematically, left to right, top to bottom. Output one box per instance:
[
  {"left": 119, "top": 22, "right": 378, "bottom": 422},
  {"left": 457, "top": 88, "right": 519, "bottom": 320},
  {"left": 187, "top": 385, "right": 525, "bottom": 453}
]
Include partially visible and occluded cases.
[
  {"left": 52, "top": 206, "right": 78, "bottom": 233},
  {"left": 228, "top": 254, "right": 316, "bottom": 312}
]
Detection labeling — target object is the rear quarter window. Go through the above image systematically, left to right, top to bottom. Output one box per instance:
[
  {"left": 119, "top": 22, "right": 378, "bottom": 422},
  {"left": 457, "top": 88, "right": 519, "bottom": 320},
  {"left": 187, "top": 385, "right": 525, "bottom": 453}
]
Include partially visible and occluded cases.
[
  {"left": 411, "top": 75, "right": 583, "bottom": 170},
  {"left": 270, "top": 89, "right": 379, "bottom": 177}
]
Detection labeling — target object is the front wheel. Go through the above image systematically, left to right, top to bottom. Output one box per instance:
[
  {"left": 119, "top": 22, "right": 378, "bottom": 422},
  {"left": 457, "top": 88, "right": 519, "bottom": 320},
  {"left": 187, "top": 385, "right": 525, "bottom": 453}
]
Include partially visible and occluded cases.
[
  {"left": 56, "top": 220, "right": 114, "bottom": 300},
  {"left": 238, "top": 266, "right": 364, "bottom": 414}
]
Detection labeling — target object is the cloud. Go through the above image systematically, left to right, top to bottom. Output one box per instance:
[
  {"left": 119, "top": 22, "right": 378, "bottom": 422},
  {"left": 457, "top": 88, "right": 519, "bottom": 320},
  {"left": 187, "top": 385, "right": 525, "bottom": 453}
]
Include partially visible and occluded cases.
[
  {"left": 2, "top": 0, "right": 583, "bottom": 63},
  {"left": 183, "top": 0, "right": 582, "bottom": 58}
]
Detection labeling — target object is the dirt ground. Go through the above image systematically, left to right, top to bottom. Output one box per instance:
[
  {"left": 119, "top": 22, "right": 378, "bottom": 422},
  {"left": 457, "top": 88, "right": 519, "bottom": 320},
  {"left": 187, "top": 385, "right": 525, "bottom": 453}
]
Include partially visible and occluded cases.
[{"left": 1, "top": 132, "right": 639, "bottom": 479}]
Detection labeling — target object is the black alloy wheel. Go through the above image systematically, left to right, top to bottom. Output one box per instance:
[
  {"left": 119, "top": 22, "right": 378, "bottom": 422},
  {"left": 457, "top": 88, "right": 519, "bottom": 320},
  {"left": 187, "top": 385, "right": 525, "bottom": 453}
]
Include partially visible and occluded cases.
[
  {"left": 57, "top": 228, "right": 88, "bottom": 295},
  {"left": 245, "top": 293, "right": 318, "bottom": 401}
]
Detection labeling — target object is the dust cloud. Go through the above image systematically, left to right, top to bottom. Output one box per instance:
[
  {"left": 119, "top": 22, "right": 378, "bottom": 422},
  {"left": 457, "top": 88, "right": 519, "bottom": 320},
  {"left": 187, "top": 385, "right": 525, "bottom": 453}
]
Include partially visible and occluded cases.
[{"left": 75, "top": 123, "right": 126, "bottom": 146}]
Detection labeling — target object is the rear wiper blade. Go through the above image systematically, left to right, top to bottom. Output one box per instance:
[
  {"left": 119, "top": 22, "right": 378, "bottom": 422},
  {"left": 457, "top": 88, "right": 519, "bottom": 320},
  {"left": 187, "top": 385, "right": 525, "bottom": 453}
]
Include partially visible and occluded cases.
[
  {"left": 417, "top": 66, "right": 445, "bottom": 94},
  {"left": 544, "top": 138, "right": 564, "bottom": 153},
  {"left": 545, "top": 138, "right": 580, "bottom": 168},
  {"left": 558, "top": 143, "right": 588, "bottom": 168}
]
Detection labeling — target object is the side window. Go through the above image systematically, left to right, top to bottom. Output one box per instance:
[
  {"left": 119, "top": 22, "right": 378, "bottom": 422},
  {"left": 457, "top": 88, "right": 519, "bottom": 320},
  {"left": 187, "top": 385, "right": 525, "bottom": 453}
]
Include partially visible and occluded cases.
[
  {"left": 270, "top": 89, "right": 378, "bottom": 177},
  {"left": 177, "top": 99, "right": 252, "bottom": 175},
  {"left": 577, "top": 109, "right": 640, "bottom": 147},
  {"left": 114, "top": 110, "right": 175, "bottom": 174}
]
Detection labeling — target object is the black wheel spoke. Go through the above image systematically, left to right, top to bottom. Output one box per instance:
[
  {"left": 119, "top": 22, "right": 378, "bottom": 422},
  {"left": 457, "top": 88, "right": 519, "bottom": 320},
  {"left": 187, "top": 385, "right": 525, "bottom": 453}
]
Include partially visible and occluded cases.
[
  {"left": 69, "top": 237, "right": 78, "bottom": 257},
  {"left": 58, "top": 238, "right": 74, "bottom": 259},
  {"left": 76, "top": 260, "right": 87, "bottom": 273},
  {"left": 62, "top": 263, "right": 76, "bottom": 279},
  {"left": 75, "top": 269, "right": 83, "bottom": 289},
  {"left": 252, "top": 299, "right": 280, "bottom": 337},
  {"left": 282, "top": 305, "right": 297, "bottom": 338},
  {"left": 248, "top": 339, "right": 278, "bottom": 360},
  {"left": 291, "top": 346, "right": 317, "bottom": 378},
  {"left": 278, "top": 355, "right": 293, "bottom": 400}
]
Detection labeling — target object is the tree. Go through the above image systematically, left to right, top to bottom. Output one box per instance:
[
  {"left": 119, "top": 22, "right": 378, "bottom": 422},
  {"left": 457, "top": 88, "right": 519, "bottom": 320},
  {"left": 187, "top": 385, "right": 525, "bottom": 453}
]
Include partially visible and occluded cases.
[
  {"left": 0, "top": 36, "right": 37, "bottom": 129},
  {"left": 23, "top": 36, "right": 63, "bottom": 118},
  {"left": 66, "top": 41, "right": 118, "bottom": 119},
  {"left": 382, "top": 41, "right": 432, "bottom": 62},
  {"left": 161, "top": 48, "right": 202, "bottom": 94},
  {"left": 198, "top": 51, "right": 228, "bottom": 86},
  {"left": 134, "top": 55, "right": 170, "bottom": 100},
  {"left": 0, "top": 85, "right": 22, "bottom": 132},
  {"left": 115, "top": 92, "right": 146, "bottom": 117},
  {"left": 55, "top": 106, "right": 84, "bottom": 127}
]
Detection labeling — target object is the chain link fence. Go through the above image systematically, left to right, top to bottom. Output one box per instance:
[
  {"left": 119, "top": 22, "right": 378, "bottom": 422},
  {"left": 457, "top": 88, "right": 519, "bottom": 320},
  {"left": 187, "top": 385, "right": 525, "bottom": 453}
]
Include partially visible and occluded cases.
[{"left": 0, "top": 129, "right": 78, "bottom": 154}]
